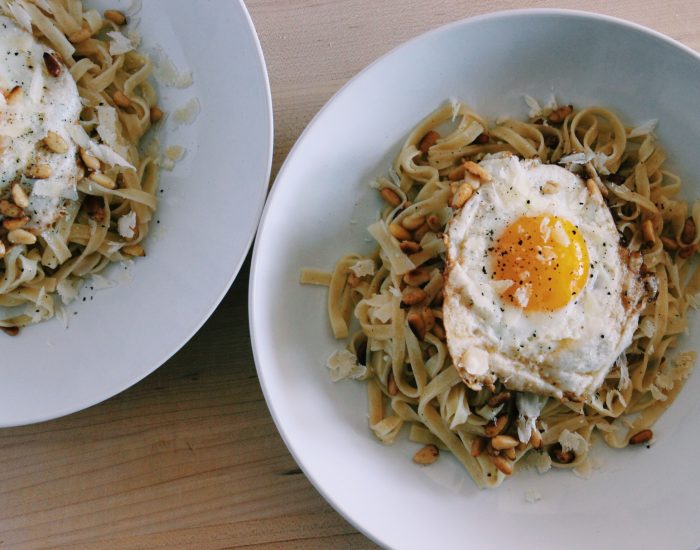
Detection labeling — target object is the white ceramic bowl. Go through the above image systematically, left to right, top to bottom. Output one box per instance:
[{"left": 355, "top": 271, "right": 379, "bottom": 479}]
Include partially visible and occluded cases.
[
  {"left": 0, "top": 0, "right": 272, "bottom": 426},
  {"left": 251, "top": 9, "right": 700, "bottom": 550}
]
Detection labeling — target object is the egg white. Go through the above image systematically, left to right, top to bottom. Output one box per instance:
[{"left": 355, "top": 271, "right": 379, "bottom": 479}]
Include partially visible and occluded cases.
[{"left": 444, "top": 154, "right": 648, "bottom": 399}]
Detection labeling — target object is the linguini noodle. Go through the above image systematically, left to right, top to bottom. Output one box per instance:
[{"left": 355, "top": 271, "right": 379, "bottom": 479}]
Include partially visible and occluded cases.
[
  {"left": 0, "top": 0, "right": 160, "bottom": 331},
  {"left": 302, "top": 98, "right": 699, "bottom": 488}
]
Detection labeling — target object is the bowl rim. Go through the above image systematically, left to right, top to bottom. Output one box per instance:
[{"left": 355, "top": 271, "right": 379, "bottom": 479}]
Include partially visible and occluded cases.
[{"left": 249, "top": 8, "right": 700, "bottom": 548}]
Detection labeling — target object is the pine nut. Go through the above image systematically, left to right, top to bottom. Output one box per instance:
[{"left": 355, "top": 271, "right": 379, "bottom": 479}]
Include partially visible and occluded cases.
[
  {"left": 104, "top": 9, "right": 126, "bottom": 25},
  {"left": 69, "top": 26, "right": 92, "bottom": 43},
  {"left": 43, "top": 52, "right": 61, "bottom": 77},
  {"left": 6, "top": 86, "right": 23, "bottom": 105},
  {"left": 113, "top": 90, "right": 131, "bottom": 108},
  {"left": 547, "top": 105, "right": 573, "bottom": 124},
  {"left": 149, "top": 106, "right": 164, "bottom": 123},
  {"left": 44, "top": 131, "right": 69, "bottom": 154},
  {"left": 418, "top": 131, "right": 440, "bottom": 154},
  {"left": 80, "top": 148, "right": 101, "bottom": 171},
  {"left": 464, "top": 161, "right": 491, "bottom": 182},
  {"left": 26, "top": 164, "right": 52, "bottom": 179},
  {"left": 447, "top": 164, "right": 466, "bottom": 181},
  {"left": 89, "top": 172, "right": 116, "bottom": 190},
  {"left": 586, "top": 178, "right": 603, "bottom": 202},
  {"left": 451, "top": 183, "right": 473, "bottom": 209},
  {"left": 380, "top": 187, "right": 402, "bottom": 207},
  {"left": 0, "top": 200, "right": 23, "bottom": 218},
  {"left": 401, "top": 214, "right": 425, "bottom": 231},
  {"left": 426, "top": 214, "right": 442, "bottom": 232},
  {"left": 3, "top": 217, "right": 29, "bottom": 230},
  {"left": 681, "top": 217, "right": 696, "bottom": 245},
  {"left": 641, "top": 219, "right": 656, "bottom": 244},
  {"left": 413, "top": 222, "right": 430, "bottom": 241},
  {"left": 389, "top": 223, "right": 412, "bottom": 241},
  {"left": 8, "top": 228, "right": 36, "bottom": 245},
  {"left": 661, "top": 236, "right": 679, "bottom": 251},
  {"left": 399, "top": 241, "right": 421, "bottom": 254},
  {"left": 122, "top": 244, "right": 145, "bottom": 257},
  {"left": 679, "top": 245, "right": 697, "bottom": 259},
  {"left": 402, "top": 267, "right": 431, "bottom": 287},
  {"left": 347, "top": 273, "right": 360, "bottom": 288},
  {"left": 401, "top": 287, "right": 427, "bottom": 306},
  {"left": 421, "top": 307, "right": 435, "bottom": 332},
  {"left": 407, "top": 310, "right": 426, "bottom": 340},
  {"left": 431, "top": 322, "right": 446, "bottom": 341},
  {"left": 1, "top": 326, "right": 18, "bottom": 336},
  {"left": 487, "top": 392, "right": 511, "bottom": 408},
  {"left": 484, "top": 415, "right": 508, "bottom": 437},
  {"left": 529, "top": 427, "right": 543, "bottom": 450},
  {"left": 629, "top": 429, "right": 653, "bottom": 445},
  {"left": 491, "top": 435, "right": 519, "bottom": 450},
  {"left": 470, "top": 437, "right": 486, "bottom": 457},
  {"left": 413, "top": 444, "right": 439, "bottom": 465},
  {"left": 551, "top": 445, "right": 575, "bottom": 464},
  {"left": 503, "top": 447, "right": 517, "bottom": 460},
  {"left": 488, "top": 455, "right": 513, "bottom": 475}
]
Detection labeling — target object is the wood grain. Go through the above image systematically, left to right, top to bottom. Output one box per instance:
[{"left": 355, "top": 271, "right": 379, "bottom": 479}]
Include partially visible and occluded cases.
[{"left": 1, "top": 1, "right": 700, "bottom": 548}]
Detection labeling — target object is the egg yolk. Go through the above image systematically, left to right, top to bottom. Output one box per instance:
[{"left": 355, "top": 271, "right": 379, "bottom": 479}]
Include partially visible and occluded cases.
[{"left": 492, "top": 215, "right": 589, "bottom": 312}]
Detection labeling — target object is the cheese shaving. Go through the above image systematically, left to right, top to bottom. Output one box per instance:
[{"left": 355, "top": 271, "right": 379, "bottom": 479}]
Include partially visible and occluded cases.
[
  {"left": 107, "top": 30, "right": 134, "bottom": 55},
  {"left": 172, "top": 98, "right": 200, "bottom": 125},
  {"left": 117, "top": 211, "right": 137, "bottom": 239},
  {"left": 349, "top": 259, "right": 375, "bottom": 278},
  {"left": 326, "top": 349, "right": 367, "bottom": 382},
  {"left": 559, "top": 429, "right": 589, "bottom": 456}
]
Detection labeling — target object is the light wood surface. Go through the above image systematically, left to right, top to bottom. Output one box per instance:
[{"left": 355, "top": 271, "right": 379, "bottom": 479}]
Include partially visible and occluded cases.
[{"left": 2, "top": 1, "right": 700, "bottom": 548}]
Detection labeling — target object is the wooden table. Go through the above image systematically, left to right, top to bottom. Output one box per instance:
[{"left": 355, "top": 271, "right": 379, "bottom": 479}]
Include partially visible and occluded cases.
[{"left": 2, "top": 1, "right": 700, "bottom": 548}]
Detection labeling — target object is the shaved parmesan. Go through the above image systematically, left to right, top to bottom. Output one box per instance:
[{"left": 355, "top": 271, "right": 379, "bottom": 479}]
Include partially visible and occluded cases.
[
  {"left": 107, "top": 31, "right": 133, "bottom": 55},
  {"left": 152, "top": 46, "right": 194, "bottom": 88},
  {"left": 524, "top": 95, "right": 543, "bottom": 118},
  {"left": 172, "top": 98, "right": 200, "bottom": 125},
  {"left": 628, "top": 119, "right": 658, "bottom": 138},
  {"left": 67, "top": 123, "right": 135, "bottom": 170},
  {"left": 559, "top": 151, "right": 594, "bottom": 165},
  {"left": 117, "top": 211, "right": 137, "bottom": 239},
  {"left": 349, "top": 259, "right": 375, "bottom": 278},
  {"left": 90, "top": 273, "right": 116, "bottom": 291},
  {"left": 57, "top": 279, "right": 81, "bottom": 305},
  {"left": 364, "top": 293, "right": 393, "bottom": 324},
  {"left": 54, "top": 304, "right": 69, "bottom": 328},
  {"left": 326, "top": 349, "right": 367, "bottom": 382},
  {"left": 516, "top": 392, "right": 545, "bottom": 443},
  {"left": 449, "top": 395, "right": 470, "bottom": 429},
  {"left": 559, "top": 429, "right": 588, "bottom": 456},
  {"left": 535, "top": 452, "right": 552, "bottom": 474},
  {"left": 524, "top": 489, "right": 542, "bottom": 503}
]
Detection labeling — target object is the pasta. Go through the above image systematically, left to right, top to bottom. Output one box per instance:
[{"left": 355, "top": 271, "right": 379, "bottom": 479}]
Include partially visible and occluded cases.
[
  {"left": 0, "top": 0, "right": 160, "bottom": 333},
  {"left": 302, "top": 98, "right": 699, "bottom": 488}
]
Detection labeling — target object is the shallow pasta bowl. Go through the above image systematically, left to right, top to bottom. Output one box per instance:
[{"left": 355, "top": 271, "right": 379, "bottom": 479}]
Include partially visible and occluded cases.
[
  {"left": 0, "top": 0, "right": 272, "bottom": 426},
  {"left": 250, "top": 8, "right": 700, "bottom": 550}
]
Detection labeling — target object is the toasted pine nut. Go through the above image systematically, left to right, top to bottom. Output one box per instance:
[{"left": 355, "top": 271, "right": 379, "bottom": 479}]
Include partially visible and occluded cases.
[
  {"left": 104, "top": 9, "right": 126, "bottom": 25},
  {"left": 69, "top": 26, "right": 92, "bottom": 43},
  {"left": 43, "top": 52, "right": 61, "bottom": 77},
  {"left": 6, "top": 86, "right": 23, "bottom": 105},
  {"left": 112, "top": 90, "right": 131, "bottom": 108},
  {"left": 547, "top": 105, "right": 573, "bottom": 123},
  {"left": 149, "top": 106, "right": 164, "bottom": 123},
  {"left": 44, "top": 131, "right": 69, "bottom": 154},
  {"left": 418, "top": 131, "right": 440, "bottom": 154},
  {"left": 80, "top": 148, "right": 101, "bottom": 171},
  {"left": 464, "top": 161, "right": 491, "bottom": 182},
  {"left": 26, "top": 164, "right": 52, "bottom": 179},
  {"left": 447, "top": 164, "right": 466, "bottom": 181},
  {"left": 89, "top": 172, "right": 116, "bottom": 190},
  {"left": 586, "top": 178, "right": 603, "bottom": 202},
  {"left": 541, "top": 180, "right": 559, "bottom": 194},
  {"left": 451, "top": 183, "right": 473, "bottom": 209},
  {"left": 380, "top": 187, "right": 402, "bottom": 207},
  {"left": 0, "top": 200, "right": 24, "bottom": 218},
  {"left": 401, "top": 214, "right": 425, "bottom": 231},
  {"left": 426, "top": 214, "right": 442, "bottom": 232},
  {"left": 3, "top": 217, "right": 29, "bottom": 231},
  {"left": 681, "top": 217, "right": 696, "bottom": 245},
  {"left": 641, "top": 219, "right": 656, "bottom": 244},
  {"left": 389, "top": 222, "right": 412, "bottom": 241},
  {"left": 413, "top": 222, "right": 431, "bottom": 241},
  {"left": 8, "top": 228, "right": 36, "bottom": 245},
  {"left": 661, "top": 236, "right": 679, "bottom": 251},
  {"left": 0, "top": 241, "right": 5, "bottom": 259},
  {"left": 399, "top": 241, "right": 421, "bottom": 254},
  {"left": 122, "top": 244, "right": 145, "bottom": 257},
  {"left": 679, "top": 245, "right": 698, "bottom": 259},
  {"left": 403, "top": 267, "right": 431, "bottom": 287},
  {"left": 347, "top": 273, "right": 360, "bottom": 288},
  {"left": 401, "top": 288, "right": 427, "bottom": 306},
  {"left": 421, "top": 307, "right": 435, "bottom": 332},
  {"left": 407, "top": 310, "right": 426, "bottom": 340},
  {"left": 431, "top": 322, "right": 446, "bottom": 341},
  {"left": 1, "top": 326, "right": 18, "bottom": 336},
  {"left": 387, "top": 371, "right": 398, "bottom": 396},
  {"left": 487, "top": 392, "right": 511, "bottom": 408},
  {"left": 484, "top": 415, "right": 508, "bottom": 438},
  {"left": 529, "top": 427, "right": 543, "bottom": 450},
  {"left": 629, "top": 429, "right": 653, "bottom": 445},
  {"left": 491, "top": 435, "right": 519, "bottom": 450},
  {"left": 470, "top": 437, "right": 486, "bottom": 457},
  {"left": 413, "top": 444, "right": 439, "bottom": 465},
  {"left": 503, "top": 447, "right": 517, "bottom": 460},
  {"left": 488, "top": 455, "right": 513, "bottom": 475}
]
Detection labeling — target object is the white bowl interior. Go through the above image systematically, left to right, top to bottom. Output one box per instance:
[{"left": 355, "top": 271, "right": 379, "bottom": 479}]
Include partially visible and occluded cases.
[
  {"left": 0, "top": 0, "right": 272, "bottom": 426},
  {"left": 251, "top": 10, "right": 700, "bottom": 550}
]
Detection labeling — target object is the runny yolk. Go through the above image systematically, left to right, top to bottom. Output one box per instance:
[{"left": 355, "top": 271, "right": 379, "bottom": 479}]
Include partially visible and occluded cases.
[{"left": 492, "top": 215, "right": 589, "bottom": 312}]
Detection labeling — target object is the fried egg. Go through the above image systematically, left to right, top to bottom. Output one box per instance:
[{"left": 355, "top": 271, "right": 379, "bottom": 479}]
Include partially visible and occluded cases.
[
  {"left": 0, "top": 14, "right": 82, "bottom": 229},
  {"left": 443, "top": 154, "right": 651, "bottom": 399}
]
